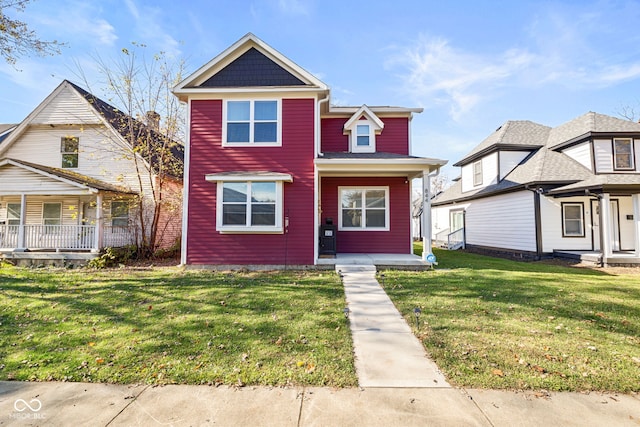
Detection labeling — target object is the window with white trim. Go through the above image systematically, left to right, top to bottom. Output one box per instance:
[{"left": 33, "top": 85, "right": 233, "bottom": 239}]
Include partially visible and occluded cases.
[
  {"left": 224, "top": 100, "right": 280, "bottom": 145},
  {"left": 349, "top": 120, "right": 376, "bottom": 153},
  {"left": 61, "top": 136, "right": 79, "bottom": 168},
  {"left": 613, "top": 138, "right": 634, "bottom": 170},
  {"left": 473, "top": 160, "right": 483, "bottom": 186},
  {"left": 217, "top": 181, "right": 283, "bottom": 233},
  {"left": 339, "top": 187, "right": 389, "bottom": 231},
  {"left": 111, "top": 201, "right": 129, "bottom": 227},
  {"left": 43, "top": 202, "right": 61, "bottom": 234},
  {"left": 562, "top": 202, "right": 584, "bottom": 237},
  {"left": 7, "top": 203, "right": 20, "bottom": 226}
]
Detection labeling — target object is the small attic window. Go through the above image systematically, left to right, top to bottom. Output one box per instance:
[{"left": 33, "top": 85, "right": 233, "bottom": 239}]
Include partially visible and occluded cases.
[{"left": 343, "top": 107, "right": 384, "bottom": 154}]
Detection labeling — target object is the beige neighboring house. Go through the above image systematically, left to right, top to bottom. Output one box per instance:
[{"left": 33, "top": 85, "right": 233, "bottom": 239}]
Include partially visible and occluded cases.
[{"left": 0, "top": 80, "right": 183, "bottom": 266}]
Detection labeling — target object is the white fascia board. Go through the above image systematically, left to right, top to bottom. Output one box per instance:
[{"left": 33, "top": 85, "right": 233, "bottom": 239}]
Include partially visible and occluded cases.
[
  {"left": 343, "top": 105, "right": 385, "bottom": 131},
  {"left": 328, "top": 106, "right": 424, "bottom": 115},
  {"left": 205, "top": 172, "right": 293, "bottom": 182}
]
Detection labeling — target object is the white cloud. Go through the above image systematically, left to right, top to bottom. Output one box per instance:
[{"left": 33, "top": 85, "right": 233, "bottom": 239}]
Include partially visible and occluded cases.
[
  {"left": 123, "top": 0, "right": 182, "bottom": 58},
  {"left": 389, "top": 36, "right": 534, "bottom": 121}
]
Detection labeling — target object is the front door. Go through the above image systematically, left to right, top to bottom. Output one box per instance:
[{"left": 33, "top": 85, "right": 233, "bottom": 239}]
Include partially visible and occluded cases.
[
  {"left": 592, "top": 199, "right": 621, "bottom": 252},
  {"left": 450, "top": 209, "right": 464, "bottom": 232}
]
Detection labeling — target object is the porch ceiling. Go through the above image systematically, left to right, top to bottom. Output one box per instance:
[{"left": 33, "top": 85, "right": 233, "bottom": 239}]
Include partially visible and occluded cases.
[{"left": 315, "top": 154, "right": 447, "bottom": 179}]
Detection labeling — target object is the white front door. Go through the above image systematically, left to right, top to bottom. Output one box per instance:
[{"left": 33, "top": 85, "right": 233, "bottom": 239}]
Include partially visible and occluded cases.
[{"left": 592, "top": 199, "right": 620, "bottom": 252}]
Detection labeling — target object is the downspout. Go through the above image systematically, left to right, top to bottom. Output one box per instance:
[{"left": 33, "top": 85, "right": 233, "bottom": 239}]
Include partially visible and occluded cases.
[
  {"left": 314, "top": 94, "right": 330, "bottom": 265},
  {"left": 524, "top": 185, "right": 544, "bottom": 260}
]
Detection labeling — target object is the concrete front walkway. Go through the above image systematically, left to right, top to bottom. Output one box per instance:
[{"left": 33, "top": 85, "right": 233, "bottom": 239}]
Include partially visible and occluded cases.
[{"left": 337, "top": 264, "right": 449, "bottom": 388}]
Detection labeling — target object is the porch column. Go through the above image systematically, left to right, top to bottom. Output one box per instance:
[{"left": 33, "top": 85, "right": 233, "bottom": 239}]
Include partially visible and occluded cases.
[
  {"left": 421, "top": 170, "right": 432, "bottom": 261},
  {"left": 16, "top": 193, "right": 27, "bottom": 250},
  {"left": 93, "top": 193, "right": 104, "bottom": 252},
  {"left": 600, "top": 193, "right": 612, "bottom": 260},
  {"left": 633, "top": 194, "right": 640, "bottom": 257}
]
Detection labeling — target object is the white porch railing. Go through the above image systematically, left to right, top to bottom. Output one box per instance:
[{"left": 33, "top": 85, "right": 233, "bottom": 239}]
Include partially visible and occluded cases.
[
  {"left": 0, "top": 224, "right": 136, "bottom": 250},
  {"left": 448, "top": 227, "right": 465, "bottom": 250},
  {"left": 434, "top": 228, "right": 450, "bottom": 248}
]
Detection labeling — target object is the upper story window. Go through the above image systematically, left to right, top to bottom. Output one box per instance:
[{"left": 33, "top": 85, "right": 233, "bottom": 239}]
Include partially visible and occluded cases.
[
  {"left": 224, "top": 100, "right": 280, "bottom": 146},
  {"left": 343, "top": 106, "right": 384, "bottom": 154},
  {"left": 61, "top": 136, "right": 79, "bottom": 168},
  {"left": 613, "top": 138, "right": 634, "bottom": 170},
  {"left": 473, "top": 160, "right": 483, "bottom": 186},
  {"left": 339, "top": 186, "right": 389, "bottom": 231}
]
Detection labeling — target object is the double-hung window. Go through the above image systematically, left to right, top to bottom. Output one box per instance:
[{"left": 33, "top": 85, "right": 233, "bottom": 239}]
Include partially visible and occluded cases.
[
  {"left": 224, "top": 100, "right": 280, "bottom": 145},
  {"left": 61, "top": 136, "right": 79, "bottom": 168},
  {"left": 613, "top": 138, "right": 634, "bottom": 170},
  {"left": 473, "top": 160, "right": 483, "bottom": 186},
  {"left": 216, "top": 180, "right": 284, "bottom": 233},
  {"left": 339, "top": 187, "right": 389, "bottom": 231},
  {"left": 111, "top": 201, "right": 129, "bottom": 227},
  {"left": 43, "top": 202, "right": 61, "bottom": 234},
  {"left": 562, "top": 202, "right": 584, "bottom": 237},
  {"left": 7, "top": 203, "right": 21, "bottom": 226}
]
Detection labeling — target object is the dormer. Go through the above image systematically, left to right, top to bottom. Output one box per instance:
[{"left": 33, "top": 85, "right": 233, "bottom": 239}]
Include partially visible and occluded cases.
[{"left": 342, "top": 105, "right": 384, "bottom": 153}]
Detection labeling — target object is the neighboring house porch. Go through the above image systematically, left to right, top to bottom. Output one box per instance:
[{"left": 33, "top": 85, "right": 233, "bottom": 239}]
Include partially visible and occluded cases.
[{"left": 0, "top": 159, "right": 137, "bottom": 263}]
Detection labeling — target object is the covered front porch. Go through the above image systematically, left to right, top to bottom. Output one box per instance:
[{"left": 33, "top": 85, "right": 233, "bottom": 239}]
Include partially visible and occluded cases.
[
  {"left": 314, "top": 153, "right": 447, "bottom": 265},
  {"left": 0, "top": 159, "right": 137, "bottom": 260}
]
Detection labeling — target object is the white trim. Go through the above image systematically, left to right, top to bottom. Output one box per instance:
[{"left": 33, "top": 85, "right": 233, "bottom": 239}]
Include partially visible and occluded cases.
[
  {"left": 173, "top": 33, "right": 329, "bottom": 98},
  {"left": 180, "top": 99, "right": 192, "bottom": 265},
  {"left": 222, "top": 99, "right": 282, "bottom": 147},
  {"left": 343, "top": 105, "right": 385, "bottom": 130},
  {"left": 613, "top": 138, "right": 635, "bottom": 170},
  {"left": 0, "top": 159, "right": 98, "bottom": 194},
  {"left": 473, "top": 160, "right": 483, "bottom": 187},
  {"left": 313, "top": 164, "right": 319, "bottom": 264},
  {"left": 205, "top": 172, "right": 293, "bottom": 182},
  {"left": 215, "top": 180, "right": 284, "bottom": 234},
  {"left": 338, "top": 186, "right": 390, "bottom": 231},
  {"left": 562, "top": 202, "right": 585, "bottom": 237}
]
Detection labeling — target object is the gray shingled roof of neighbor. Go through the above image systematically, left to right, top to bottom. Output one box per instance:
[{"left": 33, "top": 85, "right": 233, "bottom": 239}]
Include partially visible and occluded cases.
[
  {"left": 548, "top": 112, "right": 640, "bottom": 149},
  {"left": 454, "top": 120, "right": 551, "bottom": 166},
  {"left": 4, "top": 158, "right": 137, "bottom": 194},
  {"left": 548, "top": 173, "right": 640, "bottom": 195}
]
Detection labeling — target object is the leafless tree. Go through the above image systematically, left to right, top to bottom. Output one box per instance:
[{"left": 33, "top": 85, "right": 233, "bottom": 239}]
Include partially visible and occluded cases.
[{"left": 76, "top": 43, "right": 186, "bottom": 257}]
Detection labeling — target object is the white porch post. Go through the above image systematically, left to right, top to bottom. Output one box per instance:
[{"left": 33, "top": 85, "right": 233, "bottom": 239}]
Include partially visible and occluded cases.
[
  {"left": 421, "top": 170, "right": 432, "bottom": 261},
  {"left": 17, "top": 193, "right": 27, "bottom": 250},
  {"left": 93, "top": 193, "right": 104, "bottom": 252},
  {"left": 600, "top": 193, "right": 612, "bottom": 261},
  {"left": 633, "top": 194, "right": 640, "bottom": 257}
]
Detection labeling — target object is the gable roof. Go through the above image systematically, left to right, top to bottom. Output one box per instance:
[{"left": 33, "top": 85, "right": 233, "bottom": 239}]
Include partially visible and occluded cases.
[
  {"left": 173, "top": 33, "right": 328, "bottom": 99},
  {"left": 0, "top": 80, "right": 183, "bottom": 179},
  {"left": 343, "top": 105, "right": 385, "bottom": 133},
  {"left": 0, "top": 124, "right": 16, "bottom": 145},
  {"left": 0, "top": 158, "right": 136, "bottom": 194}
]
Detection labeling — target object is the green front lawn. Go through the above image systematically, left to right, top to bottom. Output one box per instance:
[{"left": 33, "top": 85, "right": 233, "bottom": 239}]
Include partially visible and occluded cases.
[
  {"left": 384, "top": 247, "right": 640, "bottom": 392},
  {"left": 0, "top": 265, "right": 356, "bottom": 387}
]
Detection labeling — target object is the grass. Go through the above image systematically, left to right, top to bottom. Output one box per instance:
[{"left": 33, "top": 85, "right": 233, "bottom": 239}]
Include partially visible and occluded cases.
[
  {"left": 383, "top": 245, "right": 640, "bottom": 392},
  {"left": 0, "top": 264, "right": 356, "bottom": 387}
]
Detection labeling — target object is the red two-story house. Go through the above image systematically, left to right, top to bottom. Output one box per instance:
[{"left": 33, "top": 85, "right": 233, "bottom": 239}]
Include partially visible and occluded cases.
[{"left": 173, "top": 33, "right": 446, "bottom": 268}]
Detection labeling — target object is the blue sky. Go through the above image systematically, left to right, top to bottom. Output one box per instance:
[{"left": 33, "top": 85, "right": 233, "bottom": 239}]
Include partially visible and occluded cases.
[{"left": 2, "top": 0, "right": 640, "bottom": 178}]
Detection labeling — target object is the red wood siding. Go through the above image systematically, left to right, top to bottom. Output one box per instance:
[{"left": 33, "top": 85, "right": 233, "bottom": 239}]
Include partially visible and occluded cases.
[
  {"left": 186, "top": 98, "right": 315, "bottom": 265},
  {"left": 320, "top": 117, "right": 410, "bottom": 155},
  {"left": 320, "top": 177, "right": 411, "bottom": 253}
]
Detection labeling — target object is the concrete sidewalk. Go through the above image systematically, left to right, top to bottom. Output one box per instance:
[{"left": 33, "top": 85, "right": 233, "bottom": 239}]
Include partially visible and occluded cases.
[
  {"left": 338, "top": 264, "right": 448, "bottom": 388},
  {"left": 1, "top": 381, "right": 639, "bottom": 426}
]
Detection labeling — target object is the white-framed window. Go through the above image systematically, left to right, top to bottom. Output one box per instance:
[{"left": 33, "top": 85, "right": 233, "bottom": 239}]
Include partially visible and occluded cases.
[
  {"left": 223, "top": 100, "right": 280, "bottom": 146},
  {"left": 349, "top": 120, "right": 376, "bottom": 153},
  {"left": 61, "top": 136, "right": 79, "bottom": 168},
  {"left": 613, "top": 138, "right": 634, "bottom": 170},
  {"left": 473, "top": 160, "right": 483, "bottom": 186},
  {"left": 216, "top": 180, "right": 284, "bottom": 233},
  {"left": 339, "top": 186, "right": 389, "bottom": 231},
  {"left": 111, "top": 201, "right": 129, "bottom": 227},
  {"left": 43, "top": 202, "right": 61, "bottom": 233},
  {"left": 562, "top": 202, "right": 584, "bottom": 237},
  {"left": 7, "top": 203, "right": 21, "bottom": 226}
]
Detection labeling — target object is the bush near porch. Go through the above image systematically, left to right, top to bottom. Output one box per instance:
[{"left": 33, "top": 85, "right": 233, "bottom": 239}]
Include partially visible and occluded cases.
[{"left": 387, "top": 246, "right": 640, "bottom": 392}]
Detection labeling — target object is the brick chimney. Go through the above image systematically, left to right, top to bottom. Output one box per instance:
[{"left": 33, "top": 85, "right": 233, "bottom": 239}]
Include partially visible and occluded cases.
[{"left": 145, "top": 111, "right": 160, "bottom": 132}]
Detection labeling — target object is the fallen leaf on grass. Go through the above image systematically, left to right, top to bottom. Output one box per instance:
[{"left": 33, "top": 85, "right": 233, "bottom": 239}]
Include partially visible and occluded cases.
[
  {"left": 88, "top": 342, "right": 96, "bottom": 347},
  {"left": 95, "top": 358, "right": 105, "bottom": 365},
  {"left": 305, "top": 363, "right": 316, "bottom": 374},
  {"left": 492, "top": 369, "right": 504, "bottom": 377}
]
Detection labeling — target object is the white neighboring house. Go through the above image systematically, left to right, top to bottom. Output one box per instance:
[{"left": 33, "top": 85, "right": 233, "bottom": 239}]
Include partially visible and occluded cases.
[
  {"left": 0, "top": 80, "right": 183, "bottom": 265},
  {"left": 432, "top": 112, "right": 640, "bottom": 266}
]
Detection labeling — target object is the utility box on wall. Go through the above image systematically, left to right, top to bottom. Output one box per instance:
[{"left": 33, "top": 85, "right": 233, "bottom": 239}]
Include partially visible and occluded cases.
[{"left": 319, "top": 218, "right": 336, "bottom": 257}]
